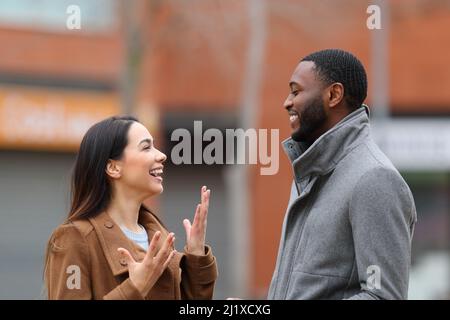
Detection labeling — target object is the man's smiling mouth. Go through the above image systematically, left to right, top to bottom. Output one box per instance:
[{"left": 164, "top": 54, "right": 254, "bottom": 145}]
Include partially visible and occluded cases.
[{"left": 288, "top": 109, "right": 299, "bottom": 124}]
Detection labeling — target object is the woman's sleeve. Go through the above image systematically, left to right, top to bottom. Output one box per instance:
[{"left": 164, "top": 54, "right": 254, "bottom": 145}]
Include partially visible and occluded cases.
[
  {"left": 45, "top": 224, "right": 93, "bottom": 299},
  {"left": 46, "top": 224, "right": 144, "bottom": 300},
  {"left": 180, "top": 245, "right": 218, "bottom": 300}
]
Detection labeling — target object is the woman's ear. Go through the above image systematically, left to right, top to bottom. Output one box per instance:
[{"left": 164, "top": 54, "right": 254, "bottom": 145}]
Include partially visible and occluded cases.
[
  {"left": 328, "top": 82, "right": 344, "bottom": 108},
  {"left": 106, "top": 159, "right": 122, "bottom": 179}
]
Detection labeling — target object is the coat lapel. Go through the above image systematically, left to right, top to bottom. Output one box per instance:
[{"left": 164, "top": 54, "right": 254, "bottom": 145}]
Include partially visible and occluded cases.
[
  {"left": 89, "top": 209, "right": 181, "bottom": 285},
  {"left": 89, "top": 211, "right": 147, "bottom": 276}
]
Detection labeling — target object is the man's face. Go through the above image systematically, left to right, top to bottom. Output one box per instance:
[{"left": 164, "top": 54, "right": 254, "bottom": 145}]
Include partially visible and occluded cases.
[{"left": 284, "top": 61, "right": 328, "bottom": 143}]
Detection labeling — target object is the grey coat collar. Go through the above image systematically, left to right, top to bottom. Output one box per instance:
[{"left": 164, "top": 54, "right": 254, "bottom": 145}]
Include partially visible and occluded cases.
[{"left": 282, "top": 105, "right": 371, "bottom": 182}]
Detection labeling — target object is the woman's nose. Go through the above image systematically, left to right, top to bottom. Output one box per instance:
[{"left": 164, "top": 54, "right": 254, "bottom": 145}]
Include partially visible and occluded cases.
[{"left": 157, "top": 150, "right": 167, "bottom": 163}]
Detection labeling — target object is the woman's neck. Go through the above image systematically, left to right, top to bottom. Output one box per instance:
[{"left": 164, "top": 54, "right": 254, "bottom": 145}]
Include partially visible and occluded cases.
[{"left": 106, "top": 189, "right": 143, "bottom": 233}]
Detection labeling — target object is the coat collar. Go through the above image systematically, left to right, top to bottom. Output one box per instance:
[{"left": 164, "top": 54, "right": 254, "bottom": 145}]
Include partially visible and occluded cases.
[
  {"left": 282, "top": 105, "right": 371, "bottom": 182},
  {"left": 88, "top": 209, "right": 166, "bottom": 276}
]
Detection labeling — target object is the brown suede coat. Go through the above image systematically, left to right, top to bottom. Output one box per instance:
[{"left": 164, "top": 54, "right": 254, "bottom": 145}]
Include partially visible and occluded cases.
[{"left": 45, "top": 210, "right": 218, "bottom": 300}]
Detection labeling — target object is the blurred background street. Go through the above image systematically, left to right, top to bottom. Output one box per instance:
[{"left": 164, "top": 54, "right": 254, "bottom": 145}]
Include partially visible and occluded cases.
[{"left": 0, "top": 0, "right": 449, "bottom": 299}]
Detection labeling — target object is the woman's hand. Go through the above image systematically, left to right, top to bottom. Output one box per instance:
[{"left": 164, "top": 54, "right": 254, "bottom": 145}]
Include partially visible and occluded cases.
[
  {"left": 183, "top": 186, "right": 210, "bottom": 256},
  {"left": 117, "top": 231, "right": 175, "bottom": 297}
]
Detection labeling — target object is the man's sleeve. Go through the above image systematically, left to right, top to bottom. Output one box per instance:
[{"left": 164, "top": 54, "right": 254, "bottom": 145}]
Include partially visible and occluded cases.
[{"left": 347, "top": 167, "right": 417, "bottom": 300}]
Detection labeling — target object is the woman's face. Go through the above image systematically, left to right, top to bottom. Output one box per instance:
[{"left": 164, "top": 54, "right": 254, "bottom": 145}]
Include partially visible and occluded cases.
[{"left": 111, "top": 122, "right": 167, "bottom": 198}]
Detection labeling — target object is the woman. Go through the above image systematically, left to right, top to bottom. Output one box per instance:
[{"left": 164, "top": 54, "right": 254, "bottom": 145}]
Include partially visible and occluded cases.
[{"left": 44, "top": 115, "right": 217, "bottom": 299}]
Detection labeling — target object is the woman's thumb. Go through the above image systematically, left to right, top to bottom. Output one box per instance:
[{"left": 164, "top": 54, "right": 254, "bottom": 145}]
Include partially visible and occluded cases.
[{"left": 117, "top": 247, "right": 135, "bottom": 265}]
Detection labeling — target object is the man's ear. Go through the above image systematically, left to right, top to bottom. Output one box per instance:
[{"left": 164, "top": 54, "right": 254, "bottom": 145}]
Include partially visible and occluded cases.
[
  {"left": 328, "top": 82, "right": 344, "bottom": 108},
  {"left": 106, "top": 159, "right": 122, "bottom": 179}
]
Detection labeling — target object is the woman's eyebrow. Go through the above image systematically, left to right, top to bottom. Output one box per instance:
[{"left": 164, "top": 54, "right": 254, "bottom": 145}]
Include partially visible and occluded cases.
[{"left": 138, "top": 138, "right": 153, "bottom": 146}]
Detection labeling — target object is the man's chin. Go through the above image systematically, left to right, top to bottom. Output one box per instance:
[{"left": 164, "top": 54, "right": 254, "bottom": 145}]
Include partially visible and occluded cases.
[{"left": 291, "top": 129, "right": 303, "bottom": 142}]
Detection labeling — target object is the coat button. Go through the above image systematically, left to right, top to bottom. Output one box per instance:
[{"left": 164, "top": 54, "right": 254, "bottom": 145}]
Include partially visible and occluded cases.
[
  {"left": 104, "top": 221, "right": 114, "bottom": 229},
  {"left": 119, "top": 258, "right": 127, "bottom": 266}
]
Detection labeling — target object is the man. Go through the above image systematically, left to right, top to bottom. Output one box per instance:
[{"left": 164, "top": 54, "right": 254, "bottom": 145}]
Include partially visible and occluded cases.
[{"left": 268, "top": 49, "right": 417, "bottom": 300}]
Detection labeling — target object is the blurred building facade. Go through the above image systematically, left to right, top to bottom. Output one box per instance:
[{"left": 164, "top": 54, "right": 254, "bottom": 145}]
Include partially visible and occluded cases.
[{"left": 0, "top": 0, "right": 449, "bottom": 299}]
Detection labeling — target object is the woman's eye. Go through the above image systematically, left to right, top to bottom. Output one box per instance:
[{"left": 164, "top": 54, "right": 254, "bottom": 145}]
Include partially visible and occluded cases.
[{"left": 143, "top": 145, "right": 151, "bottom": 150}]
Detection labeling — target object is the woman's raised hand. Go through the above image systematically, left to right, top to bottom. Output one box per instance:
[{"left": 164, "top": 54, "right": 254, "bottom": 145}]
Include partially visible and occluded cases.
[
  {"left": 183, "top": 186, "right": 210, "bottom": 256},
  {"left": 117, "top": 231, "right": 175, "bottom": 297}
]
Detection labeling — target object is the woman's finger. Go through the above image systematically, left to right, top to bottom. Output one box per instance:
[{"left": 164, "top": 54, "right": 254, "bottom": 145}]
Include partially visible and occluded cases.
[
  {"left": 201, "top": 186, "right": 207, "bottom": 207},
  {"left": 198, "top": 189, "right": 209, "bottom": 228},
  {"left": 203, "top": 189, "right": 210, "bottom": 218},
  {"left": 192, "top": 203, "right": 201, "bottom": 228},
  {"left": 183, "top": 218, "right": 192, "bottom": 242},
  {"left": 144, "top": 231, "right": 161, "bottom": 264},
  {"left": 154, "top": 233, "right": 175, "bottom": 264},
  {"left": 117, "top": 247, "right": 135, "bottom": 266},
  {"left": 162, "top": 250, "right": 176, "bottom": 270}
]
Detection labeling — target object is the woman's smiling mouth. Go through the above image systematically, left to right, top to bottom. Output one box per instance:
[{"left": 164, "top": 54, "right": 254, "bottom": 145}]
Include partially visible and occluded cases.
[{"left": 149, "top": 167, "right": 163, "bottom": 182}]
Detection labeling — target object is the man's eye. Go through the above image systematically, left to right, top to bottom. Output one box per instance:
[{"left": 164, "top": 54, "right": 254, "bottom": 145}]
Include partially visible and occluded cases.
[
  {"left": 291, "top": 90, "right": 299, "bottom": 96},
  {"left": 143, "top": 145, "right": 151, "bottom": 150}
]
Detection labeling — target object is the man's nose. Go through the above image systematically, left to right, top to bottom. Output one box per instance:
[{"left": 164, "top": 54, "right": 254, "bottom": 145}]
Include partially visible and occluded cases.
[{"left": 284, "top": 96, "right": 293, "bottom": 109}]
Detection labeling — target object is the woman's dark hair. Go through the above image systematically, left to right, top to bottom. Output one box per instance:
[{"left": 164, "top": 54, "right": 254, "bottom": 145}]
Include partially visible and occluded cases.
[
  {"left": 67, "top": 114, "right": 164, "bottom": 222},
  {"left": 68, "top": 115, "right": 163, "bottom": 221},
  {"left": 69, "top": 115, "right": 137, "bottom": 220}
]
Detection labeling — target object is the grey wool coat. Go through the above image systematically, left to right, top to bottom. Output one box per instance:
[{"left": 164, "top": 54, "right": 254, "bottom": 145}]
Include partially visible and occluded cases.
[{"left": 268, "top": 106, "right": 417, "bottom": 300}]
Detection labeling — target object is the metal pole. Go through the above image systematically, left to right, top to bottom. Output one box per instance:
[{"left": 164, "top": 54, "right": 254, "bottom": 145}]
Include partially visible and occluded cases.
[
  {"left": 120, "top": 0, "right": 141, "bottom": 115},
  {"left": 226, "top": 0, "right": 267, "bottom": 298},
  {"left": 371, "top": 0, "right": 390, "bottom": 121}
]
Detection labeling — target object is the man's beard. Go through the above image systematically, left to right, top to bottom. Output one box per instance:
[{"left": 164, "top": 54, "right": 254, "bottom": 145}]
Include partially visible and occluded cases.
[{"left": 291, "top": 95, "right": 327, "bottom": 143}]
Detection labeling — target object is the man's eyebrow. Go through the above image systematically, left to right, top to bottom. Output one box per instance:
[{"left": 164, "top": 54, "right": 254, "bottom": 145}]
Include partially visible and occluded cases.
[
  {"left": 289, "top": 81, "right": 301, "bottom": 90},
  {"left": 138, "top": 138, "right": 153, "bottom": 146}
]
